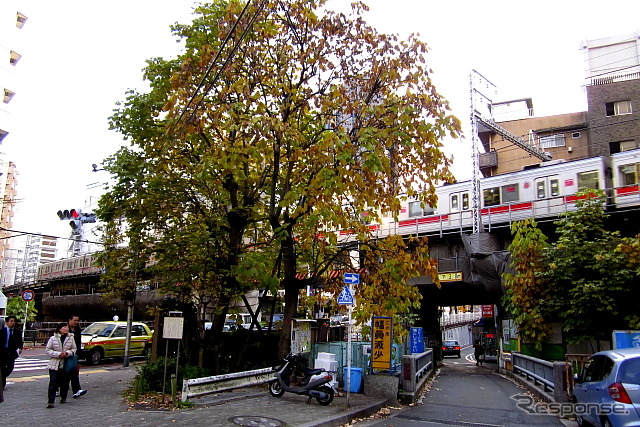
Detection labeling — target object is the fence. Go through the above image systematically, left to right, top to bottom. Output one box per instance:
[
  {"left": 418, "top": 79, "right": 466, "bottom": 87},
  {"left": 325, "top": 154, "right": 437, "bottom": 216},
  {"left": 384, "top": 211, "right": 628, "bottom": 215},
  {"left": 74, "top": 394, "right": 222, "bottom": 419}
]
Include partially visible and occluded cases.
[{"left": 564, "top": 354, "right": 590, "bottom": 398}]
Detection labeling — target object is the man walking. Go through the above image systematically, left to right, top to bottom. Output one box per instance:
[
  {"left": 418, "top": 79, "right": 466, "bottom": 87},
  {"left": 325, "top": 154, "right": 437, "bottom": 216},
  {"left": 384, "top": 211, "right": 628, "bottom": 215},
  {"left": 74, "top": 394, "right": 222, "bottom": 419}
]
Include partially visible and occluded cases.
[
  {"left": 68, "top": 315, "right": 87, "bottom": 398},
  {"left": 0, "top": 316, "right": 23, "bottom": 389}
]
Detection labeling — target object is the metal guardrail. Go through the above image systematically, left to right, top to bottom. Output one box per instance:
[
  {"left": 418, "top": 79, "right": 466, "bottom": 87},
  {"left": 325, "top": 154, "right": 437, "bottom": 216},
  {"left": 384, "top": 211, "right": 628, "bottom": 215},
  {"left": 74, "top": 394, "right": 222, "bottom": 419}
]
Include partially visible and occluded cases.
[
  {"left": 401, "top": 349, "right": 434, "bottom": 393},
  {"left": 509, "top": 352, "right": 571, "bottom": 403},
  {"left": 512, "top": 352, "right": 555, "bottom": 391},
  {"left": 181, "top": 367, "right": 276, "bottom": 402}
]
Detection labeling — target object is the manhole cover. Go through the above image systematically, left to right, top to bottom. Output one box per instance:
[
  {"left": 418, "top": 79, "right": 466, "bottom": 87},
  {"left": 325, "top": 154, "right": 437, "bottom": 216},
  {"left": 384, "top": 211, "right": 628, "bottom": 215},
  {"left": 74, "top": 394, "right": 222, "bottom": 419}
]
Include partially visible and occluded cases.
[{"left": 229, "top": 416, "right": 285, "bottom": 427}]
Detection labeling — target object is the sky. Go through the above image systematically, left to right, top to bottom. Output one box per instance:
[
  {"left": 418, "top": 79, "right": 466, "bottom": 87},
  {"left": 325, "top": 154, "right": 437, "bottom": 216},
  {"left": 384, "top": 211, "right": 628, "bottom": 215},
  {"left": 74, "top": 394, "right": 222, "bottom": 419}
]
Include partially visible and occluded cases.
[{"left": 6, "top": 0, "right": 640, "bottom": 253}]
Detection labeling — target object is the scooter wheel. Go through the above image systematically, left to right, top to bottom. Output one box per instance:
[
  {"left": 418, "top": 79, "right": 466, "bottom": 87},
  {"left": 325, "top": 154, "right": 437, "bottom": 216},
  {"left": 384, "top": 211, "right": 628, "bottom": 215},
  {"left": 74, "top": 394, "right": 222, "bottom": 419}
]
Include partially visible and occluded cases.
[
  {"left": 269, "top": 380, "right": 285, "bottom": 397},
  {"left": 315, "top": 385, "right": 334, "bottom": 406}
]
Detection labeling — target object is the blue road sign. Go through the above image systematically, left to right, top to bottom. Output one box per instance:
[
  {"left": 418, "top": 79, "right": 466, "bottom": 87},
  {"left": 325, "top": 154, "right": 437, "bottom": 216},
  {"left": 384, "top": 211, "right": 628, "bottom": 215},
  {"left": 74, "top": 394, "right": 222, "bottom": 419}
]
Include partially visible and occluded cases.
[
  {"left": 343, "top": 273, "right": 360, "bottom": 284},
  {"left": 338, "top": 286, "right": 355, "bottom": 305}
]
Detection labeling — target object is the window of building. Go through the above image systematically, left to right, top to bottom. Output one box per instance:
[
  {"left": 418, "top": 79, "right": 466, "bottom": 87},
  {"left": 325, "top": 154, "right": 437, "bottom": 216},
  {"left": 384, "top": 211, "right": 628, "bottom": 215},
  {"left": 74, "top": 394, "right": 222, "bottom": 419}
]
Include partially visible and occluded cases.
[
  {"left": 16, "top": 12, "right": 27, "bottom": 29},
  {"left": 9, "top": 51, "right": 21, "bottom": 66},
  {"left": 3, "top": 89, "right": 15, "bottom": 104},
  {"left": 605, "top": 100, "right": 632, "bottom": 116},
  {"left": 540, "top": 134, "right": 566, "bottom": 149},
  {"left": 620, "top": 141, "right": 638, "bottom": 152},
  {"left": 619, "top": 163, "right": 639, "bottom": 186},
  {"left": 577, "top": 170, "right": 600, "bottom": 191},
  {"left": 408, "top": 201, "right": 435, "bottom": 217}
]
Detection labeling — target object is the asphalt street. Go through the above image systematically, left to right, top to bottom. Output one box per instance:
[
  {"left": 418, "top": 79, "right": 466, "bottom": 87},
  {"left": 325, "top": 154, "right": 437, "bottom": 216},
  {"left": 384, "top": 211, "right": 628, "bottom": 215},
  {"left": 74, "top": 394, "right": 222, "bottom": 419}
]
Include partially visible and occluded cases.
[{"left": 353, "top": 348, "right": 579, "bottom": 427}]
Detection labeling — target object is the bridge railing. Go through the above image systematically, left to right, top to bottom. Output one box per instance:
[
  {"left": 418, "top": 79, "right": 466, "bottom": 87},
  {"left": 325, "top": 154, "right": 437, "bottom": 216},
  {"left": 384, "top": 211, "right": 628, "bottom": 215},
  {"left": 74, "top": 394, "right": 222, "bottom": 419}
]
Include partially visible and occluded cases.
[
  {"left": 401, "top": 349, "right": 434, "bottom": 393},
  {"left": 509, "top": 352, "right": 569, "bottom": 403}
]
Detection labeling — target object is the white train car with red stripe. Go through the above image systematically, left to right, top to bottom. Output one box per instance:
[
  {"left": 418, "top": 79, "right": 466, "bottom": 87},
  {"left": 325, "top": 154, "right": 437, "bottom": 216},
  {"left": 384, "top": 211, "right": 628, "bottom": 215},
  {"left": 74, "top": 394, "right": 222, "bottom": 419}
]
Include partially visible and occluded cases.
[
  {"left": 611, "top": 149, "right": 640, "bottom": 210},
  {"left": 360, "top": 153, "right": 629, "bottom": 238},
  {"left": 37, "top": 253, "right": 101, "bottom": 282}
]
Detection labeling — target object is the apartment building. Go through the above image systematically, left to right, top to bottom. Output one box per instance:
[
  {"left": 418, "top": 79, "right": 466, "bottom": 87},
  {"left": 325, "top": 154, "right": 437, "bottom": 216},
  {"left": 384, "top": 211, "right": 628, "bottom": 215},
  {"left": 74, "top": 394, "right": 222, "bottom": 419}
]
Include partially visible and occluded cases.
[
  {"left": 582, "top": 31, "right": 640, "bottom": 156},
  {"left": 477, "top": 99, "right": 590, "bottom": 176}
]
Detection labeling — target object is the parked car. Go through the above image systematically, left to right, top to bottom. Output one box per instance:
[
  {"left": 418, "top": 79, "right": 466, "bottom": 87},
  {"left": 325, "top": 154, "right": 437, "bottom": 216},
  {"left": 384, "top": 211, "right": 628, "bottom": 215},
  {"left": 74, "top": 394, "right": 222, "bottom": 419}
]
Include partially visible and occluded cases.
[
  {"left": 80, "top": 321, "right": 153, "bottom": 365},
  {"left": 441, "top": 340, "right": 461, "bottom": 358},
  {"left": 573, "top": 347, "right": 640, "bottom": 427}
]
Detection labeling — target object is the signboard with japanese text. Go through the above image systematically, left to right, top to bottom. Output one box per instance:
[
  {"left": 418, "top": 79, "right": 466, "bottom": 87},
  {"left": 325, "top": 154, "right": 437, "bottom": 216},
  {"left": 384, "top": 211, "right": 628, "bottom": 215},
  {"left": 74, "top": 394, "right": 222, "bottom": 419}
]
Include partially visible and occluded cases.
[
  {"left": 438, "top": 272, "right": 462, "bottom": 282},
  {"left": 482, "top": 305, "right": 494, "bottom": 318},
  {"left": 163, "top": 317, "right": 184, "bottom": 340},
  {"left": 371, "top": 317, "right": 392, "bottom": 370},
  {"left": 410, "top": 327, "right": 424, "bottom": 354},
  {"left": 613, "top": 330, "right": 640, "bottom": 349}
]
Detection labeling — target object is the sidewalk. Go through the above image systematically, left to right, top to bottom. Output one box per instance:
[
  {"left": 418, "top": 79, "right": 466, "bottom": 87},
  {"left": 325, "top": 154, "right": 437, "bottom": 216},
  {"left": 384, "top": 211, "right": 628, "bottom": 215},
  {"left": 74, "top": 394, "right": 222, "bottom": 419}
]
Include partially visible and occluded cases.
[{"left": 1, "top": 364, "right": 387, "bottom": 427}]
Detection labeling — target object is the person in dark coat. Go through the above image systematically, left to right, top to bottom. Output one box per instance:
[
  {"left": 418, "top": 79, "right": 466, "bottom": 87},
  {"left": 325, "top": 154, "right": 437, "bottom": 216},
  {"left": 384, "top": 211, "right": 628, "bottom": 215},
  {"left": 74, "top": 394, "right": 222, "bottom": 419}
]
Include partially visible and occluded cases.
[
  {"left": 67, "top": 315, "right": 87, "bottom": 398},
  {"left": 0, "top": 316, "right": 23, "bottom": 389},
  {"left": 473, "top": 340, "right": 485, "bottom": 366}
]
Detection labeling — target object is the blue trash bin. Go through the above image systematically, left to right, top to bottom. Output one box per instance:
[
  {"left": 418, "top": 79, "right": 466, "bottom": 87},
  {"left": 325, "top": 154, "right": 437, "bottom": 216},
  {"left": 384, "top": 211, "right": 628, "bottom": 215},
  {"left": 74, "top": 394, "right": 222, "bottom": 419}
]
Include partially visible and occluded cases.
[{"left": 343, "top": 367, "right": 363, "bottom": 393}]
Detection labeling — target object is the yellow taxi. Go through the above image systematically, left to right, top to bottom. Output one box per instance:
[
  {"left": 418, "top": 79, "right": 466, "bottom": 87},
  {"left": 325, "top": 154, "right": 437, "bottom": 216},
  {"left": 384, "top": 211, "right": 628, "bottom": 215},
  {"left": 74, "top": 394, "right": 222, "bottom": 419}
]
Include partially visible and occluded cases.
[{"left": 80, "top": 321, "right": 153, "bottom": 365}]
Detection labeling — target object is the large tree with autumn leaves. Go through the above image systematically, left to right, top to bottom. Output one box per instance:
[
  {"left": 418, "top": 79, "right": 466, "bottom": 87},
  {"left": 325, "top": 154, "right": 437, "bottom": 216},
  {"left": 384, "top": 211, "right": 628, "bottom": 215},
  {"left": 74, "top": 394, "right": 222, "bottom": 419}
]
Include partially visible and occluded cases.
[{"left": 97, "top": 0, "right": 460, "bottom": 365}]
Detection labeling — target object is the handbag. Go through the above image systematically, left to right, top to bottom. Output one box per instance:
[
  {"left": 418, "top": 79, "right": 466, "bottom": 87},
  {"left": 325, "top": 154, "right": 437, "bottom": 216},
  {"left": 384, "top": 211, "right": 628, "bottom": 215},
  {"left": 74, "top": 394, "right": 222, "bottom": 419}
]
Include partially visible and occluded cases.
[{"left": 63, "top": 354, "right": 78, "bottom": 372}]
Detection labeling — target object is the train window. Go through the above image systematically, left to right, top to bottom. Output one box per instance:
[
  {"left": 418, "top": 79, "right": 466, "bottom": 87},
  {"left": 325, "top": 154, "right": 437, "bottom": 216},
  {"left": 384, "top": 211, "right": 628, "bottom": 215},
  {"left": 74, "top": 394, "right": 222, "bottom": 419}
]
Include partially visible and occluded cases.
[
  {"left": 619, "top": 163, "right": 639, "bottom": 185},
  {"left": 577, "top": 170, "right": 599, "bottom": 190},
  {"left": 535, "top": 178, "right": 560, "bottom": 199},
  {"left": 536, "top": 181, "right": 546, "bottom": 199},
  {"left": 501, "top": 184, "right": 519, "bottom": 203},
  {"left": 483, "top": 187, "right": 500, "bottom": 207},
  {"left": 462, "top": 193, "right": 469, "bottom": 210},
  {"left": 451, "top": 195, "right": 459, "bottom": 211},
  {"left": 408, "top": 201, "right": 434, "bottom": 217}
]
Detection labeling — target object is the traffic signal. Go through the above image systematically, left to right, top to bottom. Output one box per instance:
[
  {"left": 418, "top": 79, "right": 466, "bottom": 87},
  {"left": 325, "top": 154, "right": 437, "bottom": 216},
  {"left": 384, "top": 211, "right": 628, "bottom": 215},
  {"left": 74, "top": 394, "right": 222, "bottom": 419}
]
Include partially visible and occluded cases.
[
  {"left": 56, "top": 209, "right": 80, "bottom": 220},
  {"left": 56, "top": 209, "right": 97, "bottom": 230}
]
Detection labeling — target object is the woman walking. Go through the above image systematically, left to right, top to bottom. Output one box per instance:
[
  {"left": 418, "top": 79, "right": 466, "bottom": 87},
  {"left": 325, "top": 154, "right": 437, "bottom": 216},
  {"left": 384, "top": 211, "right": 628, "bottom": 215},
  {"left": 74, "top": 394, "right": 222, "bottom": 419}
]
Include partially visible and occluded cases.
[{"left": 45, "top": 322, "right": 76, "bottom": 408}]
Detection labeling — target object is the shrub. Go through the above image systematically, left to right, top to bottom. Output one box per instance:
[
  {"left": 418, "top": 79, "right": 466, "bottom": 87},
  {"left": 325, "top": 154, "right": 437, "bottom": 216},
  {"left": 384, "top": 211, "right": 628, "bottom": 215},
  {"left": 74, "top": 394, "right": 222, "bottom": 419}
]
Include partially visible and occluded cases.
[{"left": 134, "top": 357, "right": 212, "bottom": 393}]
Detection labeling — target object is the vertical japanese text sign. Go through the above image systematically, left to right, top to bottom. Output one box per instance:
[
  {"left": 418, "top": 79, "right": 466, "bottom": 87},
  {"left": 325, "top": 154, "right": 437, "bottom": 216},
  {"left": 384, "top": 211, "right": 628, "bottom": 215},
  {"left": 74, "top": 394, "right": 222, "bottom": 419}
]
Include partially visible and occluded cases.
[
  {"left": 371, "top": 316, "right": 392, "bottom": 370},
  {"left": 410, "top": 327, "right": 424, "bottom": 354}
]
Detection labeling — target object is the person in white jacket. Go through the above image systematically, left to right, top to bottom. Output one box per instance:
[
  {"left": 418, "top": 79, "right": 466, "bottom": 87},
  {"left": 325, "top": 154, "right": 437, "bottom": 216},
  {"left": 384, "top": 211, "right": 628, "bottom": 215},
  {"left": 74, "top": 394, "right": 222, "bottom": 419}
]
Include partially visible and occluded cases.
[{"left": 45, "top": 323, "right": 76, "bottom": 408}]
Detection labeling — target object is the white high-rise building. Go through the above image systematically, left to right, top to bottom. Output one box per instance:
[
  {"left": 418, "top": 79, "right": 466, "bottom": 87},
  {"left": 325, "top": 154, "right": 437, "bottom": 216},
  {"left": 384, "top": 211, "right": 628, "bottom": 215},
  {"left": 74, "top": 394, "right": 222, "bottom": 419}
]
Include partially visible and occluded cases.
[{"left": 0, "top": 3, "right": 27, "bottom": 287}]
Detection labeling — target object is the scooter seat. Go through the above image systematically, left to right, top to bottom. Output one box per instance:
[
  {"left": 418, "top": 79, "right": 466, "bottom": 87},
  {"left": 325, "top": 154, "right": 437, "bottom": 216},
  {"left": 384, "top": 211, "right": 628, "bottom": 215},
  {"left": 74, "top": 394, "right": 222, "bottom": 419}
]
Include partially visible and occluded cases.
[{"left": 304, "top": 368, "right": 324, "bottom": 376}]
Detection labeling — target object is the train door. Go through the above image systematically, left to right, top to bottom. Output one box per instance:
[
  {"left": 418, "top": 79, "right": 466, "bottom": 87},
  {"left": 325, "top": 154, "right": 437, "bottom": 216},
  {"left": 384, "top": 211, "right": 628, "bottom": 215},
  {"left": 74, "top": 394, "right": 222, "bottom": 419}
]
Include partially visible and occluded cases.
[
  {"left": 533, "top": 175, "right": 563, "bottom": 216},
  {"left": 448, "top": 191, "right": 471, "bottom": 229}
]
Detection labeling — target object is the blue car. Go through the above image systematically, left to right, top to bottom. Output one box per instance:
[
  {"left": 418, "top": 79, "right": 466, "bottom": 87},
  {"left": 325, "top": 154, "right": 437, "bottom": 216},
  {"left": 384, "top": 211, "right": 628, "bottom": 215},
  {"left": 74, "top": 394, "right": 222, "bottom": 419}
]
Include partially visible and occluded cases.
[{"left": 573, "top": 347, "right": 640, "bottom": 427}]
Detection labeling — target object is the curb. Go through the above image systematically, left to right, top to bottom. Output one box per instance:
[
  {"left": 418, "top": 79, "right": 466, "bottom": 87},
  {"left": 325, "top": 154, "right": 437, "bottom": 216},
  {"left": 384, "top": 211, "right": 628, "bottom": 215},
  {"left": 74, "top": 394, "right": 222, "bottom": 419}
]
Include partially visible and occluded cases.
[{"left": 297, "top": 398, "right": 388, "bottom": 427}]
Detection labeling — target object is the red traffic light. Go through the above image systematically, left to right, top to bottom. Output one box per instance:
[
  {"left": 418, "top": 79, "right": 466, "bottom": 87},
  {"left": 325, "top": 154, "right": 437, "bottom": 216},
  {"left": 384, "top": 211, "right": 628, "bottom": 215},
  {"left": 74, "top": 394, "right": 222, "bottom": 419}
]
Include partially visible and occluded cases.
[{"left": 57, "top": 209, "right": 81, "bottom": 220}]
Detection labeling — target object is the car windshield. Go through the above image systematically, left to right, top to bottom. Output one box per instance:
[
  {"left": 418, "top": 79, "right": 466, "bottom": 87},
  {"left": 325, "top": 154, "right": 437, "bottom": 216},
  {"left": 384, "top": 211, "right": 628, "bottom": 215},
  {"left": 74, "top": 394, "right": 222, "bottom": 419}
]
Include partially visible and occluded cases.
[
  {"left": 82, "top": 323, "right": 115, "bottom": 337},
  {"left": 444, "top": 341, "right": 458, "bottom": 346}
]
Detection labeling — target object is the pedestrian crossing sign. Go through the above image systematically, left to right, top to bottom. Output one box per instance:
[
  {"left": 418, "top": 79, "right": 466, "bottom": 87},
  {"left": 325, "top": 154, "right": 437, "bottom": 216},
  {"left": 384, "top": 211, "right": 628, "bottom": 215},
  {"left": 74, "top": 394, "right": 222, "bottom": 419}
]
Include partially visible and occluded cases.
[{"left": 338, "top": 286, "right": 355, "bottom": 305}]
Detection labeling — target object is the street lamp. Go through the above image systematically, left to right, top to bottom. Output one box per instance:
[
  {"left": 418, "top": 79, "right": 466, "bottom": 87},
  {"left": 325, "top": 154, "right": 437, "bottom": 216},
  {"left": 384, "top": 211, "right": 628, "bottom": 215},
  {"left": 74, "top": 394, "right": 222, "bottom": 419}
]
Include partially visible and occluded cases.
[{"left": 91, "top": 163, "right": 106, "bottom": 172}]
